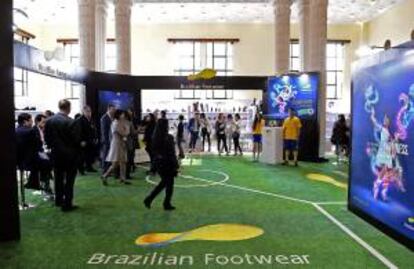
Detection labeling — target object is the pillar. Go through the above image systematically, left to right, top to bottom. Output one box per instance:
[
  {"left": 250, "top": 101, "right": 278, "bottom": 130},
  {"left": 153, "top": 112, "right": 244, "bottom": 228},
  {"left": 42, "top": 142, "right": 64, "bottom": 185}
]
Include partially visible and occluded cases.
[
  {"left": 0, "top": 0, "right": 20, "bottom": 241},
  {"left": 78, "top": 0, "right": 96, "bottom": 70},
  {"left": 78, "top": 0, "right": 96, "bottom": 108},
  {"left": 95, "top": 0, "right": 108, "bottom": 72},
  {"left": 115, "top": 0, "right": 133, "bottom": 74},
  {"left": 273, "top": 0, "right": 291, "bottom": 74},
  {"left": 298, "top": 0, "right": 311, "bottom": 71},
  {"left": 308, "top": 0, "right": 328, "bottom": 157}
]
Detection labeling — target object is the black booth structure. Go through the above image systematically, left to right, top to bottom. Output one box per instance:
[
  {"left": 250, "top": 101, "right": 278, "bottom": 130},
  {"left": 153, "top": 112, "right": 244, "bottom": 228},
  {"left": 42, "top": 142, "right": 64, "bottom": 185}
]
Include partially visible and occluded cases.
[
  {"left": 85, "top": 71, "right": 322, "bottom": 162},
  {"left": 84, "top": 72, "right": 268, "bottom": 125}
]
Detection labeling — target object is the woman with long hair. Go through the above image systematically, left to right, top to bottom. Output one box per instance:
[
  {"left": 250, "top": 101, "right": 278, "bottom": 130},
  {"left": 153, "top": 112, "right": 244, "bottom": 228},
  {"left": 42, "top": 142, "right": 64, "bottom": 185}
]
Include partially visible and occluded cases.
[
  {"left": 101, "top": 110, "right": 130, "bottom": 185},
  {"left": 252, "top": 111, "right": 265, "bottom": 161},
  {"left": 215, "top": 113, "right": 229, "bottom": 156},
  {"left": 233, "top": 113, "right": 243, "bottom": 156},
  {"left": 331, "top": 114, "right": 350, "bottom": 158},
  {"left": 144, "top": 118, "right": 179, "bottom": 210}
]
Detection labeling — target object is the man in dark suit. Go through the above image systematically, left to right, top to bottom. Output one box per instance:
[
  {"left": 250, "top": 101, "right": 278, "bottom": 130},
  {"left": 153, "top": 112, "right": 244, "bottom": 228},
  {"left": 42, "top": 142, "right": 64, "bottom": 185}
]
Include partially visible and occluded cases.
[
  {"left": 44, "top": 99, "right": 81, "bottom": 212},
  {"left": 100, "top": 104, "right": 116, "bottom": 173},
  {"left": 75, "top": 105, "right": 98, "bottom": 174},
  {"left": 16, "top": 113, "right": 39, "bottom": 189},
  {"left": 29, "top": 114, "right": 54, "bottom": 194}
]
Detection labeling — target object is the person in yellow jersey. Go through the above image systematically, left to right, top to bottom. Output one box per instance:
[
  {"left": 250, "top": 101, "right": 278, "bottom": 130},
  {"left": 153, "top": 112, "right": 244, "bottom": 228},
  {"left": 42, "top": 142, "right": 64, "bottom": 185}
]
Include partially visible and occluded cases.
[
  {"left": 282, "top": 108, "right": 302, "bottom": 166},
  {"left": 252, "top": 111, "right": 265, "bottom": 162}
]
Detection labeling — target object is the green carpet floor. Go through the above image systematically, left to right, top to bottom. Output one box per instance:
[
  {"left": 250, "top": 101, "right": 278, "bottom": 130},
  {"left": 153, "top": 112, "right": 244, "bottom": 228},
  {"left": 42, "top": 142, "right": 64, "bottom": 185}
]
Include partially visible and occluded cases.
[{"left": 0, "top": 155, "right": 413, "bottom": 268}]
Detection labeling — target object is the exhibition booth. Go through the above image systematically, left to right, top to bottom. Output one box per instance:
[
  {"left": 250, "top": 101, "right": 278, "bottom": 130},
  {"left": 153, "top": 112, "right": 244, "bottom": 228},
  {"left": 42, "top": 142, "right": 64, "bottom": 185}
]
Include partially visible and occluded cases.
[
  {"left": 2, "top": 0, "right": 412, "bottom": 253},
  {"left": 8, "top": 39, "right": 414, "bottom": 251}
]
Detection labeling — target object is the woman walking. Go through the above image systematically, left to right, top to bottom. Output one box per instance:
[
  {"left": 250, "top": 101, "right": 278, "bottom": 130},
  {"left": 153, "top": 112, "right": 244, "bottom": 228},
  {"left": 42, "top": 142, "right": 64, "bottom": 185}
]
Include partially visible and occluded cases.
[
  {"left": 101, "top": 110, "right": 131, "bottom": 185},
  {"left": 215, "top": 113, "right": 229, "bottom": 156},
  {"left": 233, "top": 113, "right": 243, "bottom": 156},
  {"left": 144, "top": 118, "right": 179, "bottom": 210}
]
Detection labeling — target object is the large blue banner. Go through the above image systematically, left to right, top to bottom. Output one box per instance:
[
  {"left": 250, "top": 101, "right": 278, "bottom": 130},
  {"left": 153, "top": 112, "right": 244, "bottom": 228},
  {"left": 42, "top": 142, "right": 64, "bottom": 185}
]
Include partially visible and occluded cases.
[
  {"left": 350, "top": 43, "right": 414, "bottom": 243},
  {"left": 267, "top": 73, "right": 318, "bottom": 120}
]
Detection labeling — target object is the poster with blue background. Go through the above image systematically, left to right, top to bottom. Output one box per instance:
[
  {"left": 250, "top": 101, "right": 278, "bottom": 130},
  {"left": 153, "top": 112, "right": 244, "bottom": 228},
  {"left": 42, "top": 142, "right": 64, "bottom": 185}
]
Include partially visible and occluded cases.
[
  {"left": 350, "top": 42, "right": 414, "bottom": 244},
  {"left": 267, "top": 73, "right": 318, "bottom": 120},
  {"left": 98, "top": 90, "right": 135, "bottom": 115}
]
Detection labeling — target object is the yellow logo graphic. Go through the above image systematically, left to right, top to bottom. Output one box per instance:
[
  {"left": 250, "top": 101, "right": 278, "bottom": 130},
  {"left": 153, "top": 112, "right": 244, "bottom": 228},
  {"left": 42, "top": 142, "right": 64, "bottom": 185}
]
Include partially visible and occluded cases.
[
  {"left": 187, "top": 68, "right": 217, "bottom": 81},
  {"left": 306, "top": 173, "right": 347, "bottom": 189},
  {"left": 135, "top": 224, "right": 264, "bottom": 247}
]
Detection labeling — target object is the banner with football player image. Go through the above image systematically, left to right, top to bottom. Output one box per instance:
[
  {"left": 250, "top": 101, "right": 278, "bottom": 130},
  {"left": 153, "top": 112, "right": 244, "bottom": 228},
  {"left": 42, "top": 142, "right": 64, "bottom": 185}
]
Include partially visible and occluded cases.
[
  {"left": 350, "top": 41, "right": 414, "bottom": 249},
  {"left": 265, "top": 73, "right": 320, "bottom": 161},
  {"left": 267, "top": 73, "right": 318, "bottom": 120}
]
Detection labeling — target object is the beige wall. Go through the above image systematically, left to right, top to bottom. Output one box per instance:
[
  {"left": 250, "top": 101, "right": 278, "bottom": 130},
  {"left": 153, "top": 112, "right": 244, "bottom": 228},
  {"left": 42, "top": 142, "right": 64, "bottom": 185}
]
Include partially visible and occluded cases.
[
  {"left": 366, "top": 0, "right": 414, "bottom": 47},
  {"left": 18, "top": 22, "right": 363, "bottom": 113}
]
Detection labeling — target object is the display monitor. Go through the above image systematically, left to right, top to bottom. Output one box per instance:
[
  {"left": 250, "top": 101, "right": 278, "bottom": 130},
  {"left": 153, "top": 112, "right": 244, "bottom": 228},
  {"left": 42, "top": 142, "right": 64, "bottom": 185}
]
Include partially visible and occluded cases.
[
  {"left": 350, "top": 44, "right": 414, "bottom": 249},
  {"left": 266, "top": 73, "right": 318, "bottom": 120},
  {"left": 98, "top": 90, "right": 135, "bottom": 115}
]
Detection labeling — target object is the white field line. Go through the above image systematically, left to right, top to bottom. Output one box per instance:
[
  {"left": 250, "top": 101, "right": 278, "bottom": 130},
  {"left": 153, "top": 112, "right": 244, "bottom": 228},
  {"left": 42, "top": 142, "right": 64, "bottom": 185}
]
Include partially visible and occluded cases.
[
  {"left": 139, "top": 164, "right": 396, "bottom": 268},
  {"left": 186, "top": 174, "right": 396, "bottom": 269},
  {"left": 187, "top": 175, "right": 314, "bottom": 205},
  {"left": 313, "top": 204, "right": 397, "bottom": 269}
]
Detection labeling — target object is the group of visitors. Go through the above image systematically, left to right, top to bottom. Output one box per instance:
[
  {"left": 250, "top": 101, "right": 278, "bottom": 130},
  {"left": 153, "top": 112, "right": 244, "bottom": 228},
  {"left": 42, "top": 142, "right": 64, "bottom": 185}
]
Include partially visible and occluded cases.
[
  {"left": 15, "top": 98, "right": 316, "bottom": 213},
  {"left": 15, "top": 100, "right": 146, "bottom": 212},
  {"left": 16, "top": 100, "right": 96, "bottom": 211},
  {"left": 184, "top": 112, "right": 245, "bottom": 157}
]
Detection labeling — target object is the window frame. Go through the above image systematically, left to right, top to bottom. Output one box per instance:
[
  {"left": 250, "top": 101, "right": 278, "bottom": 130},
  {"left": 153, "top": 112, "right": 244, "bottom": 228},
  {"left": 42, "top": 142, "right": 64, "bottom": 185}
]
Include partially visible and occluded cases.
[
  {"left": 174, "top": 40, "right": 234, "bottom": 100},
  {"left": 289, "top": 40, "right": 346, "bottom": 100}
]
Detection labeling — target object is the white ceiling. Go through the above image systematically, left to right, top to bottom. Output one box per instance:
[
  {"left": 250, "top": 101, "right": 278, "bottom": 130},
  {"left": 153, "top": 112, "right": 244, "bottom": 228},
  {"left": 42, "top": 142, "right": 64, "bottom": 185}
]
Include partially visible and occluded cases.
[{"left": 13, "top": 0, "right": 405, "bottom": 25}]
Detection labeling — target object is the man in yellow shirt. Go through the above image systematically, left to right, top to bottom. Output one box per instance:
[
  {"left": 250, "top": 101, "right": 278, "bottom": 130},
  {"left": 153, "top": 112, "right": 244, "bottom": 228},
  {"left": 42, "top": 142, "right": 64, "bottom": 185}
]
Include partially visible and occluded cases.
[{"left": 282, "top": 108, "right": 302, "bottom": 166}]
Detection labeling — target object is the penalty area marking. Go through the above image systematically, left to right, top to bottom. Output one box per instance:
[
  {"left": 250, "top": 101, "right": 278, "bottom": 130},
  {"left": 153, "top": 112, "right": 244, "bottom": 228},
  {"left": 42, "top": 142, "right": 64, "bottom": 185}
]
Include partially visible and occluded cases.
[{"left": 186, "top": 175, "right": 397, "bottom": 269}]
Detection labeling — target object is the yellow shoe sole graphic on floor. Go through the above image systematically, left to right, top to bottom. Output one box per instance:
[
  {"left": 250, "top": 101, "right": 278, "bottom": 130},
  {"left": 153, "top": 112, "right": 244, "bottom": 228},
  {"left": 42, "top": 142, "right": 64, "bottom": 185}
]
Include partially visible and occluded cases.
[
  {"left": 187, "top": 68, "right": 217, "bottom": 81},
  {"left": 306, "top": 173, "right": 347, "bottom": 189},
  {"left": 135, "top": 224, "right": 264, "bottom": 247}
]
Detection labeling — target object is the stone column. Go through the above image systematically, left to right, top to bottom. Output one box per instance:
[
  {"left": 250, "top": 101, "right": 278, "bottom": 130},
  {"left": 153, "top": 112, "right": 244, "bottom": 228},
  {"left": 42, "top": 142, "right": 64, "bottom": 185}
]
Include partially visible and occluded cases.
[
  {"left": 78, "top": 0, "right": 95, "bottom": 70},
  {"left": 78, "top": 0, "right": 96, "bottom": 108},
  {"left": 95, "top": 0, "right": 108, "bottom": 71},
  {"left": 115, "top": 0, "right": 133, "bottom": 74},
  {"left": 273, "top": 0, "right": 291, "bottom": 74},
  {"left": 298, "top": 0, "right": 311, "bottom": 71},
  {"left": 309, "top": 0, "right": 328, "bottom": 157}
]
